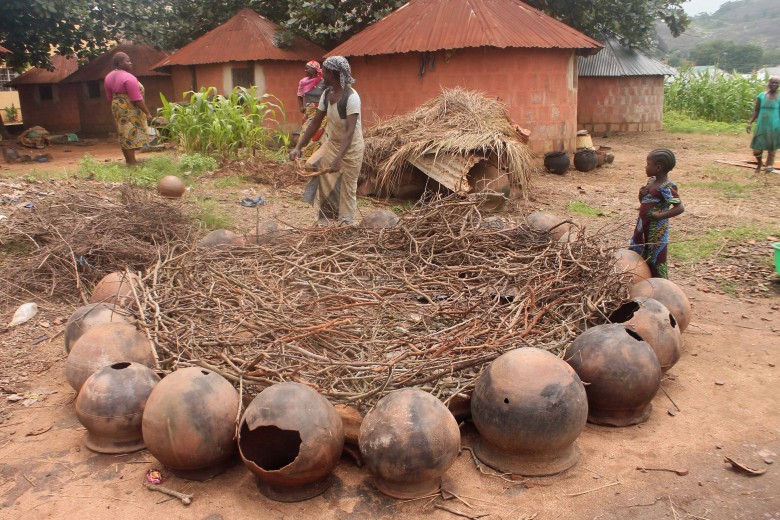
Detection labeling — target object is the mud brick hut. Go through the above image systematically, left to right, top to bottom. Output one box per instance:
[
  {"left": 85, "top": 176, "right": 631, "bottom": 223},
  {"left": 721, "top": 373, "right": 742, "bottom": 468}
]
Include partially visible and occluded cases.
[
  {"left": 326, "top": 0, "right": 601, "bottom": 154},
  {"left": 151, "top": 8, "right": 326, "bottom": 125},
  {"left": 577, "top": 38, "right": 676, "bottom": 134},
  {"left": 62, "top": 42, "right": 173, "bottom": 135},
  {"left": 8, "top": 55, "right": 80, "bottom": 133}
]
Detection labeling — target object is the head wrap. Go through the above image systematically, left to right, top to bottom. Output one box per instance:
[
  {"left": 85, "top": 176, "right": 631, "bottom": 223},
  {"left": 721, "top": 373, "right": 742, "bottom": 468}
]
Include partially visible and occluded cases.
[
  {"left": 323, "top": 56, "right": 355, "bottom": 89},
  {"left": 306, "top": 60, "right": 322, "bottom": 75}
]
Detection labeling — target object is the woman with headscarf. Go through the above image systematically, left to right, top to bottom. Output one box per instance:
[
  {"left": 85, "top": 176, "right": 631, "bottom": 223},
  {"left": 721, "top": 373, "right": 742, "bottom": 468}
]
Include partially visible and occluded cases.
[
  {"left": 104, "top": 51, "right": 153, "bottom": 166},
  {"left": 290, "top": 56, "right": 364, "bottom": 225},
  {"left": 296, "top": 60, "right": 327, "bottom": 158},
  {"left": 746, "top": 76, "right": 780, "bottom": 173}
]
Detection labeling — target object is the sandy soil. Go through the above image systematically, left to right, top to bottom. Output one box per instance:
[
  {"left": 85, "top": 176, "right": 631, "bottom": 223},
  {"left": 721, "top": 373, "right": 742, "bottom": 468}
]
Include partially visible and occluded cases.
[{"left": 0, "top": 130, "right": 779, "bottom": 520}]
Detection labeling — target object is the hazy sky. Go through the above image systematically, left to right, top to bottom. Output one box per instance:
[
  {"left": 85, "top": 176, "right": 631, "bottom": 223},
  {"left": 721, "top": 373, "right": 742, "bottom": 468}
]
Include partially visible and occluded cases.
[{"left": 683, "top": 0, "right": 728, "bottom": 15}]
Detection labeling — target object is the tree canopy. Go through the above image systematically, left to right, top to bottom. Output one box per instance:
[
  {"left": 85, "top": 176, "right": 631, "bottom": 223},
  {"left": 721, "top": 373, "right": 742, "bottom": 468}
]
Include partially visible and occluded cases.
[
  {"left": 1, "top": 0, "right": 689, "bottom": 70},
  {"left": 689, "top": 40, "right": 765, "bottom": 73}
]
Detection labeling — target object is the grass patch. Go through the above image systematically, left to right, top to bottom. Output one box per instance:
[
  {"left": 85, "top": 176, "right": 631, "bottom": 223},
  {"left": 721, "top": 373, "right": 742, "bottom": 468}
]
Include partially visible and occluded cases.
[
  {"left": 663, "top": 111, "right": 743, "bottom": 135},
  {"left": 77, "top": 152, "right": 217, "bottom": 187},
  {"left": 0, "top": 168, "right": 69, "bottom": 181},
  {"left": 213, "top": 175, "right": 247, "bottom": 189},
  {"left": 682, "top": 179, "right": 754, "bottom": 199},
  {"left": 195, "top": 198, "right": 231, "bottom": 230},
  {"left": 566, "top": 200, "right": 602, "bottom": 217},
  {"left": 669, "top": 226, "right": 777, "bottom": 263}
]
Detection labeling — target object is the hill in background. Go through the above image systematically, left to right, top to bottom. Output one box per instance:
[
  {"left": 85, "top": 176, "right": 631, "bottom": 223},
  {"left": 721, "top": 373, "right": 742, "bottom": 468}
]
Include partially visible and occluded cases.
[{"left": 656, "top": 0, "right": 780, "bottom": 68}]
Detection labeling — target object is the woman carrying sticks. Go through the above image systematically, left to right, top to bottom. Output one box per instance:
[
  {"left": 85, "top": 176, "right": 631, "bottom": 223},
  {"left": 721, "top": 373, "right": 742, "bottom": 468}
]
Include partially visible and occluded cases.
[{"left": 289, "top": 56, "right": 364, "bottom": 226}]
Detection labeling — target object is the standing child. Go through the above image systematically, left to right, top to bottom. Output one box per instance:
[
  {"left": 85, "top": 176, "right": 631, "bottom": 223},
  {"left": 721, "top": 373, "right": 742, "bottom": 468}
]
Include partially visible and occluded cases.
[{"left": 629, "top": 149, "right": 685, "bottom": 279}]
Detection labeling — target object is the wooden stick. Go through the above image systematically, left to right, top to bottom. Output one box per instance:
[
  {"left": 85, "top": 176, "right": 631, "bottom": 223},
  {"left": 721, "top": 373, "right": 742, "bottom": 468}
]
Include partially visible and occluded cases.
[{"left": 143, "top": 482, "right": 192, "bottom": 505}]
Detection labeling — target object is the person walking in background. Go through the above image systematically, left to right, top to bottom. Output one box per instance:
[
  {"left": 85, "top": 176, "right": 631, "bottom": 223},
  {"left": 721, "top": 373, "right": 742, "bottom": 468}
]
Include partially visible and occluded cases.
[
  {"left": 105, "top": 51, "right": 152, "bottom": 166},
  {"left": 289, "top": 56, "right": 364, "bottom": 226},
  {"left": 296, "top": 60, "right": 326, "bottom": 158},
  {"left": 746, "top": 76, "right": 780, "bottom": 173},
  {"left": 629, "top": 149, "right": 685, "bottom": 279}
]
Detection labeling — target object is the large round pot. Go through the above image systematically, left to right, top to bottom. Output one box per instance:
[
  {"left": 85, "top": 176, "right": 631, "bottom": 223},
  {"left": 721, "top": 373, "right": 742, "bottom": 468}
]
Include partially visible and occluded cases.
[
  {"left": 573, "top": 149, "right": 598, "bottom": 172},
  {"left": 544, "top": 152, "right": 570, "bottom": 175},
  {"left": 157, "top": 175, "right": 186, "bottom": 198},
  {"left": 361, "top": 209, "right": 399, "bottom": 229},
  {"left": 527, "top": 211, "right": 570, "bottom": 241},
  {"left": 198, "top": 229, "right": 244, "bottom": 249},
  {"left": 612, "top": 249, "right": 652, "bottom": 285},
  {"left": 89, "top": 272, "right": 140, "bottom": 307},
  {"left": 629, "top": 278, "right": 691, "bottom": 332},
  {"left": 610, "top": 297, "right": 682, "bottom": 372},
  {"left": 64, "top": 303, "right": 130, "bottom": 354},
  {"left": 66, "top": 322, "right": 154, "bottom": 392},
  {"left": 566, "top": 324, "right": 661, "bottom": 426},
  {"left": 471, "top": 348, "right": 587, "bottom": 476},
  {"left": 75, "top": 362, "right": 160, "bottom": 453},
  {"left": 142, "top": 367, "right": 239, "bottom": 480},
  {"left": 238, "top": 382, "right": 344, "bottom": 502},
  {"left": 359, "top": 389, "right": 460, "bottom": 499}
]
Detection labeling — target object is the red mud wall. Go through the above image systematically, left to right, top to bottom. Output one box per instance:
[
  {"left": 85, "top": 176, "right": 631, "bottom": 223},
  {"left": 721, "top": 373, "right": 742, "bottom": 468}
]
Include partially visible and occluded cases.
[
  {"left": 348, "top": 47, "right": 579, "bottom": 154},
  {"left": 262, "top": 61, "right": 310, "bottom": 129},
  {"left": 577, "top": 76, "right": 665, "bottom": 133},
  {"left": 17, "top": 84, "right": 81, "bottom": 133}
]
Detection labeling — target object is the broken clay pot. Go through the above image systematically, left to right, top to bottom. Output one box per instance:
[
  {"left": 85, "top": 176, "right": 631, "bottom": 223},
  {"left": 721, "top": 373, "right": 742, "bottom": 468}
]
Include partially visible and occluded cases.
[
  {"left": 629, "top": 277, "right": 691, "bottom": 332},
  {"left": 610, "top": 296, "right": 682, "bottom": 372},
  {"left": 64, "top": 302, "right": 130, "bottom": 354}
]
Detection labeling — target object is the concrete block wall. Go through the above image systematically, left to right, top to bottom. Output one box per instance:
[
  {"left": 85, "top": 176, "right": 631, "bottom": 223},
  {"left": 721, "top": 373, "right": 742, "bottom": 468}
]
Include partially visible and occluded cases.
[
  {"left": 348, "top": 47, "right": 579, "bottom": 154},
  {"left": 577, "top": 76, "right": 665, "bottom": 133},
  {"left": 17, "top": 84, "right": 81, "bottom": 132}
]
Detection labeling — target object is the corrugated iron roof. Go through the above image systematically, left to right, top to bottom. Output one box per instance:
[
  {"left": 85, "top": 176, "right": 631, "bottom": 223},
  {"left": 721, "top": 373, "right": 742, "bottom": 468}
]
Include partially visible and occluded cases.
[
  {"left": 327, "top": 0, "right": 602, "bottom": 57},
  {"left": 153, "top": 9, "right": 326, "bottom": 69},
  {"left": 578, "top": 38, "right": 677, "bottom": 77},
  {"left": 64, "top": 42, "right": 170, "bottom": 83},
  {"left": 0, "top": 44, "right": 11, "bottom": 54},
  {"left": 8, "top": 54, "right": 79, "bottom": 85}
]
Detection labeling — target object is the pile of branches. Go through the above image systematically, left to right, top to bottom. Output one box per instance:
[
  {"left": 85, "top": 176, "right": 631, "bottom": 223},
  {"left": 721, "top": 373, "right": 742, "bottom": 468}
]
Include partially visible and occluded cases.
[
  {"left": 362, "top": 88, "right": 535, "bottom": 198},
  {"left": 211, "top": 156, "right": 301, "bottom": 190},
  {"left": 0, "top": 185, "right": 197, "bottom": 305},
  {"left": 134, "top": 196, "right": 629, "bottom": 409}
]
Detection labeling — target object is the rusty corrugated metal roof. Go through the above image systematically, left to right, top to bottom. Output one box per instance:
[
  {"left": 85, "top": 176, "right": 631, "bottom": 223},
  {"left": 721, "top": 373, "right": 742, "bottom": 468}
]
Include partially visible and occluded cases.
[
  {"left": 327, "top": 0, "right": 602, "bottom": 57},
  {"left": 153, "top": 9, "right": 326, "bottom": 69},
  {"left": 578, "top": 38, "right": 677, "bottom": 77},
  {"left": 63, "top": 42, "right": 170, "bottom": 83},
  {"left": 0, "top": 44, "right": 11, "bottom": 54},
  {"left": 8, "top": 55, "right": 79, "bottom": 85}
]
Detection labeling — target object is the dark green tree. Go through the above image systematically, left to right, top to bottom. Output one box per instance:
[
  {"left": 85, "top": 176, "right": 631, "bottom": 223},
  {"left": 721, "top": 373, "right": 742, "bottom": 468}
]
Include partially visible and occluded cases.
[{"left": 689, "top": 40, "right": 764, "bottom": 73}]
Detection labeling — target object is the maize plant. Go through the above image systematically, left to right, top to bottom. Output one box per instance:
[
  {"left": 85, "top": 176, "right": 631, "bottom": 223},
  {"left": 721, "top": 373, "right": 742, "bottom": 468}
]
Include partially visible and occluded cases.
[
  {"left": 665, "top": 69, "right": 769, "bottom": 124},
  {"left": 159, "top": 86, "right": 288, "bottom": 159}
]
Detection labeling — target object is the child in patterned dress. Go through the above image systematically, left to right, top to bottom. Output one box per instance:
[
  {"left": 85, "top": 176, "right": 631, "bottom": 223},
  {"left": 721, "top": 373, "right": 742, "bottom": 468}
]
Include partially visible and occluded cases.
[{"left": 629, "top": 149, "right": 685, "bottom": 278}]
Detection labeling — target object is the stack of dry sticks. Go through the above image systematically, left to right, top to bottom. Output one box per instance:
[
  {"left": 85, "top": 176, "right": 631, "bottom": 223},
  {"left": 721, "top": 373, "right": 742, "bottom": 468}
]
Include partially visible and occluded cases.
[{"left": 134, "top": 196, "right": 629, "bottom": 408}]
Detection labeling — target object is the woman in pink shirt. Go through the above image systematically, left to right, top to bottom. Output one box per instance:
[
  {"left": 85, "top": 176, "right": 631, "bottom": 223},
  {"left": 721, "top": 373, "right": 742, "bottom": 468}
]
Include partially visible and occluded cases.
[{"left": 104, "top": 52, "right": 153, "bottom": 166}]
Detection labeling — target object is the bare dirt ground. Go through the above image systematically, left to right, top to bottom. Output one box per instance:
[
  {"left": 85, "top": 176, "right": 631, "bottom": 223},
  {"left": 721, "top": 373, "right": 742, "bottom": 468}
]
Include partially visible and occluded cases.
[{"left": 1, "top": 130, "right": 779, "bottom": 520}]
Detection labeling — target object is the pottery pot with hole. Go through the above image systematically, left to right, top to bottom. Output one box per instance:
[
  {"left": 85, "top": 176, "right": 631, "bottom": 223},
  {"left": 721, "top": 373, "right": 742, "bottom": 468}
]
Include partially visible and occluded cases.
[
  {"left": 629, "top": 278, "right": 691, "bottom": 332},
  {"left": 610, "top": 297, "right": 682, "bottom": 372}
]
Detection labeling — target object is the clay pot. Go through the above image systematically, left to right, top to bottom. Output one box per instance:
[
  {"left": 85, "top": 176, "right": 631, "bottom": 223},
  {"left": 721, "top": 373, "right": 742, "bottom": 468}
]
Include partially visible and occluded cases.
[
  {"left": 573, "top": 149, "right": 598, "bottom": 172},
  {"left": 544, "top": 151, "right": 570, "bottom": 175},
  {"left": 157, "top": 175, "right": 186, "bottom": 198},
  {"left": 361, "top": 209, "right": 400, "bottom": 229},
  {"left": 527, "top": 211, "right": 570, "bottom": 241},
  {"left": 246, "top": 221, "right": 282, "bottom": 245},
  {"left": 198, "top": 229, "right": 244, "bottom": 249},
  {"left": 612, "top": 249, "right": 652, "bottom": 285},
  {"left": 89, "top": 272, "right": 140, "bottom": 307},
  {"left": 629, "top": 278, "right": 691, "bottom": 332},
  {"left": 610, "top": 297, "right": 682, "bottom": 372},
  {"left": 64, "top": 303, "right": 130, "bottom": 354},
  {"left": 66, "top": 322, "right": 154, "bottom": 393},
  {"left": 566, "top": 324, "right": 661, "bottom": 426},
  {"left": 471, "top": 348, "right": 588, "bottom": 476},
  {"left": 75, "top": 362, "right": 160, "bottom": 453},
  {"left": 142, "top": 367, "right": 238, "bottom": 480},
  {"left": 238, "top": 382, "right": 344, "bottom": 501},
  {"left": 359, "top": 389, "right": 460, "bottom": 499}
]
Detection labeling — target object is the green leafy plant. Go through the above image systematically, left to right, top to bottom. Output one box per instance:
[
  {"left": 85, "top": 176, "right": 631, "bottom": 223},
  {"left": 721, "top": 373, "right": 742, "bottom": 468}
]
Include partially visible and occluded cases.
[
  {"left": 664, "top": 69, "right": 768, "bottom": 123},
  {"left": 159, "top": 86, "right": 288, "bottom": 159},
  {"left": 3, "top": 104, "right": 19, "bottom": 123},
  {"left": 663, "top": 110, "right": 744, "bottom": 134},
  {"left": 77, "top": 153, "right": 214, "bottom": 186}
]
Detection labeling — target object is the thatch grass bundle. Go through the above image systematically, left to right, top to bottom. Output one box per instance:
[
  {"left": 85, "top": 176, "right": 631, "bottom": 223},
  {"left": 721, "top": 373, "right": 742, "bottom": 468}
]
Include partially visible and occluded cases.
[
  {"left": 362, "top": 88, "right": 535, "bottom": 198},
  {"left": 0, "top": 186, "right": 197, "bottom": 306},
  {"left": 134, "top": 196, "right": 628, "bottom": 408}
]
